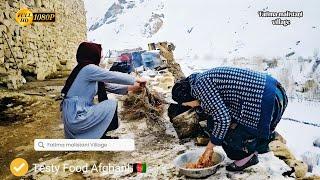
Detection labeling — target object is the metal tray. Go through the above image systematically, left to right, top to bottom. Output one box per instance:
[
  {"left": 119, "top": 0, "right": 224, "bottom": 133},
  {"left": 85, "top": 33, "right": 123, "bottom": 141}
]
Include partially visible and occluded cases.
[{"left": 173, "top": 148, "right": 225, "bottom": 178}]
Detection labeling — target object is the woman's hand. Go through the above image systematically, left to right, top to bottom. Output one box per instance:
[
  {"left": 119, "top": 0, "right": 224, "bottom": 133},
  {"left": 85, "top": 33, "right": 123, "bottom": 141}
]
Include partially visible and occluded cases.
[
  {"left": 127, "top": 78, "right": 147, "bottom": 93},
  {"left": 136, "top": 78, "right": 147, "bottom": 87},
  {"left": 128, "top": 82, "right": 142, "bottom": 93},
  {"left": 182, "top": 100, "right": 200, "bottom": 108},
  {"left": 206, "top": 141, "right": 215, "bottom": 150},
  {"left": 197, "top": 142, "right": 215, "bottom": 168}
]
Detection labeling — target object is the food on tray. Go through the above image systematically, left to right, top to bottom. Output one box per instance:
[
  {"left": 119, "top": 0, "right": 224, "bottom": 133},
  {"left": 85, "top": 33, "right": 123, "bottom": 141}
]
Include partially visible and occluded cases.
[
  {"left": 185, "top": 152, "right": 219, "bottom": 169},
  {"left": 185, "top": 160, "right": 215, "bottom": 169}
]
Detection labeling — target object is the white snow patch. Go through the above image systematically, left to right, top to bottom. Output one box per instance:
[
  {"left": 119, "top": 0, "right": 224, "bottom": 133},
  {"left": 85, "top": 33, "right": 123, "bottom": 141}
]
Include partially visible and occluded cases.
[{"left": 277, "top": 99, "right": 320, "bottom": 174}]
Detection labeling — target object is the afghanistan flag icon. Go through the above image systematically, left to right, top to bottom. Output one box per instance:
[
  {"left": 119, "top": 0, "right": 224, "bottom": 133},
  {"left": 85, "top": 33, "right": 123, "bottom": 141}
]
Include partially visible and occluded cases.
[{"left": 132, "top": 162, "right": 147, "bottom": 173}]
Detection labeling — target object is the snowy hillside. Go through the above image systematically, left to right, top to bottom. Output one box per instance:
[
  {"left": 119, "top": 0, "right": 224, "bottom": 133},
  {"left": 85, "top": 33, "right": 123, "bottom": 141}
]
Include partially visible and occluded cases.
[
  {"left": 85, "top": 0, "right": 320, "bottom": 100},
  {"left": 85, "top": 0, "right": 320, "bottom": 58}
]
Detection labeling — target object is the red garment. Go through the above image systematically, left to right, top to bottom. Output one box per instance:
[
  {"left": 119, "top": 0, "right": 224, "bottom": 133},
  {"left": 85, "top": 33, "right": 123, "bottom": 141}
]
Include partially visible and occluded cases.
[
  {"left": 76, "top": 42, "right": 102, "bottom": 65},
  {"left": 119, "top": 53, "right": 131, "bottom": 62}
]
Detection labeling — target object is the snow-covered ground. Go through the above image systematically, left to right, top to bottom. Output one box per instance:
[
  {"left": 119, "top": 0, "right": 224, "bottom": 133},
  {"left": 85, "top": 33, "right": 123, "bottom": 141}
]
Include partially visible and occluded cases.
[
  {"left": 84, "top": 0, "right": 320, "bottom": 176},
  {"left": 277, "top": 99, "right": 320, "bottom": 175}
]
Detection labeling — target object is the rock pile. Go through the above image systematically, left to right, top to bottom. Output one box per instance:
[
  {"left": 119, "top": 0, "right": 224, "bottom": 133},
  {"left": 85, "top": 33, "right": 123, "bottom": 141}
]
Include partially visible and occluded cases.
[
  {"left": 0, "top": 0, "right": 86, "bottom": 89},
  {"left": 270, "top": 140, "right": 308, "bottom": 178}
]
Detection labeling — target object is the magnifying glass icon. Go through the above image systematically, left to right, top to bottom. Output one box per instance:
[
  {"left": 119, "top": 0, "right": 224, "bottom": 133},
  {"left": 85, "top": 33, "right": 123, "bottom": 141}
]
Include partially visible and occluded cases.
[{"left": 38, "top": 142, "right": 45, "bottom": 148}]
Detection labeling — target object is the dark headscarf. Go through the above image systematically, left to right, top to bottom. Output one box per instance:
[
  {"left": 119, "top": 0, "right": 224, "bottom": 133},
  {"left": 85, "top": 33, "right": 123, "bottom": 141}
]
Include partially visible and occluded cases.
[
  {"left": 61, "top": 42, "right": 108, "bottom": 102},
  {"left": 171, "top": 76, "right": 196, "bottom": 104}
]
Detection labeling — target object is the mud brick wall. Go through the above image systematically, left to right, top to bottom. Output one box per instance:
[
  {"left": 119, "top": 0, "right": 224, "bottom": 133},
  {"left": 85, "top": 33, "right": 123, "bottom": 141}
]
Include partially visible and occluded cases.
[{"left": 0, "top": 0, "right": 86, "bottom": 89}]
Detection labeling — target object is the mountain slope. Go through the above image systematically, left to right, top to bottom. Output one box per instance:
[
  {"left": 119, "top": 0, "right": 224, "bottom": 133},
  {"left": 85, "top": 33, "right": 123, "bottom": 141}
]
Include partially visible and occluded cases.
[{"left": 85, "top": 0, "right": 320, "bottom": 59}]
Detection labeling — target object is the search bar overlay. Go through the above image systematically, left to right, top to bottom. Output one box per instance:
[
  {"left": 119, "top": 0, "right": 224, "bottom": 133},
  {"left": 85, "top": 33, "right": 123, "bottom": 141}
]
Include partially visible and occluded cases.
[{"left": 34, "top": 139, "right": 135, "bottom": 151}]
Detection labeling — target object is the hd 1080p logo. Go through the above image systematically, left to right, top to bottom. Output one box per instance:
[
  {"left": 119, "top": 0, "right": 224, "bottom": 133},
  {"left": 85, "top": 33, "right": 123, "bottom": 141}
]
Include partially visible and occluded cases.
[{"left": 15, "top": 8, "right": 55, "bottom": 26}]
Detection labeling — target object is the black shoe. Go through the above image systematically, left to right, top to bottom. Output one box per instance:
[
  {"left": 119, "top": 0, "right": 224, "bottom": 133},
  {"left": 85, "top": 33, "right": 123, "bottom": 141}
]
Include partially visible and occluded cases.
[
  {"left": 101, "top": 135, "right": 119, "bottom": 139},
  {"left": 226, "top": 154, "right": 259, "bottom": 172}
]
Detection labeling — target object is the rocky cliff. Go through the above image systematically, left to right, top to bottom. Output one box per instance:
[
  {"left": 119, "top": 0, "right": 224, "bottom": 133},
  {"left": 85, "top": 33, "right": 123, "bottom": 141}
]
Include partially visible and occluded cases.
[{"left": 0, "top": 0, "right": 87, "bottom": 89}]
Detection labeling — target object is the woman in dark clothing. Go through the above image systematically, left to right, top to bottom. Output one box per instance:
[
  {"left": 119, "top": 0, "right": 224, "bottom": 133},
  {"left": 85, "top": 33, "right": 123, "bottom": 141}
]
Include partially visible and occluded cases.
[{"left": 171, "top": 67, "right": 288, "bottom": 171}]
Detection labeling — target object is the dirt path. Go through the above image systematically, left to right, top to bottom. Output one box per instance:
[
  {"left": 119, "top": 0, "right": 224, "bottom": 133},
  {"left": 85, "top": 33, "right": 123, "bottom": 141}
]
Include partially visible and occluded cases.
[{"left": 0, "top": 79, "right": 67, "bottom": 179}]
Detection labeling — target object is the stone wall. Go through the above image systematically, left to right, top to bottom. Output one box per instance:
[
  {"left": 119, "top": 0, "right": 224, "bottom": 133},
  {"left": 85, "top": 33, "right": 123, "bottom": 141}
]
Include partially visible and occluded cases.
[{"left": 0, "top": 0, "right": 87, "bottom": 89}]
